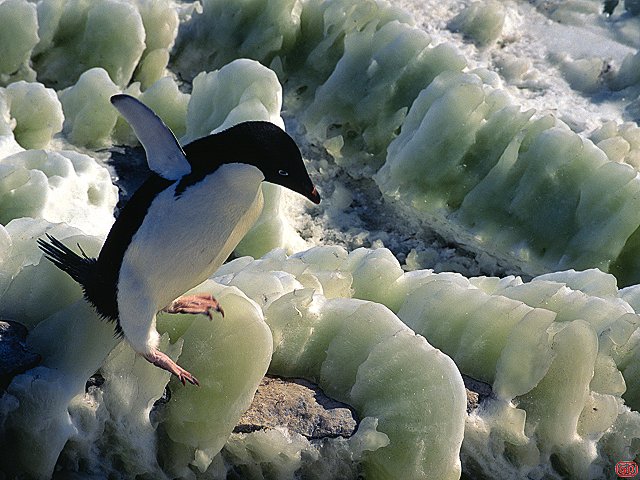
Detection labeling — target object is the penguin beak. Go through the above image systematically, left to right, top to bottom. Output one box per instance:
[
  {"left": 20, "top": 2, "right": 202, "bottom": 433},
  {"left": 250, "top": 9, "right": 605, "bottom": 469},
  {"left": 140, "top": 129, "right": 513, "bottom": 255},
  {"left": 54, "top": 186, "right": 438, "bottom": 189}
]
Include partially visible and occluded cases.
[{"left": 307, "top": 186, "right": 321, "bottom": 204}]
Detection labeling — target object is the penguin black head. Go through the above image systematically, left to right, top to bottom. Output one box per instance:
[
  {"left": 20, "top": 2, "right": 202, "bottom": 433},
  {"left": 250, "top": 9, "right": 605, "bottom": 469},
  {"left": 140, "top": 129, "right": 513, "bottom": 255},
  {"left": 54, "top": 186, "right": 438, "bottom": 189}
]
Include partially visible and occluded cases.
[{"left": 183, "top": 121, "right": 321, "bottom": 204}]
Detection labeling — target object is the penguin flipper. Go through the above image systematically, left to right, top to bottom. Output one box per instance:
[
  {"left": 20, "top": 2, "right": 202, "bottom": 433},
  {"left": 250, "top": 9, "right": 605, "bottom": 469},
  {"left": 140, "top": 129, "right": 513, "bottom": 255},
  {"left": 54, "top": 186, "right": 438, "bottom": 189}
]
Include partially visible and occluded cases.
[{"left": 111, "top": 94, "right": 191, "bottom": 180}]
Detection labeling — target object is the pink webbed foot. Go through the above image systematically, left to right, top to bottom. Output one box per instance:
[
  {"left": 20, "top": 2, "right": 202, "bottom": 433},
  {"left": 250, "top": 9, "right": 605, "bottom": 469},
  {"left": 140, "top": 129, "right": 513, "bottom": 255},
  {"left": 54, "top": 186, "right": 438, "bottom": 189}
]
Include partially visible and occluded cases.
[
  {"left": 162, "top": 294, "right": 225, "bottom": 320},
  {"left": 143, "top": 349, "right": 199, "bottom": 386}
]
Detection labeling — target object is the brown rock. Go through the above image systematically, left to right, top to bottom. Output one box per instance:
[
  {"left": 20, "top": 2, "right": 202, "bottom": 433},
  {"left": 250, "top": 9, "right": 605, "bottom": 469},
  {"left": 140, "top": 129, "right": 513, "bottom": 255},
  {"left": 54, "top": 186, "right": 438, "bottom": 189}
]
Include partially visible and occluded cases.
[
  {"left": 235, "top": 373, "right": 493, "bottom": 439},
  {"left": 463, "top": 374, "right": 492, "bottom": 413},
  {"left": 234, "top": 375, "right": 358, "bottom": 439}
]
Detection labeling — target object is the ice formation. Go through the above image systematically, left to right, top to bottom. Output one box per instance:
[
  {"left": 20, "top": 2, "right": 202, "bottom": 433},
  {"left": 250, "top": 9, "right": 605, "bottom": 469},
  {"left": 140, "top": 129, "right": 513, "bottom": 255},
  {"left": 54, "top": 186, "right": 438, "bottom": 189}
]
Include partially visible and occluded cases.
[
  {"left": 0, "top": 0, "right": 38, "bottom": 85},
  {"left": 1, "top": 0, "right": 640, "bottom": 478},
  {"left": 8, "top": 0, "right": 640, "bottom": 283},
  {"left": 173, "top": 0, "right": 640, "bottom": 285},
  {"left": 448, "top": 1, "right": 505, "bottom": 47},
  {"left": 0, "top": 221, "right": 466, "bottom": 479},
  {"left": 3, "top": 225, "right": 640, "bottom": 478},
  {"left": 215, "top": 248, "right": 467, "bottom": 479},
  {"left": 216, "top": 248, "right": 640, "bottom": 479}
]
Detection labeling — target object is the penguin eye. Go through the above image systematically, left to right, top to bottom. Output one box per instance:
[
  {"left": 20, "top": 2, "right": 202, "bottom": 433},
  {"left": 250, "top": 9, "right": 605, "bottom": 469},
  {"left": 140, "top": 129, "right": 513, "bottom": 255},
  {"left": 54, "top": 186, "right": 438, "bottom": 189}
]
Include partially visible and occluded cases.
[{"left": 278, "top": 169, "right": 289, "bottom": 176}]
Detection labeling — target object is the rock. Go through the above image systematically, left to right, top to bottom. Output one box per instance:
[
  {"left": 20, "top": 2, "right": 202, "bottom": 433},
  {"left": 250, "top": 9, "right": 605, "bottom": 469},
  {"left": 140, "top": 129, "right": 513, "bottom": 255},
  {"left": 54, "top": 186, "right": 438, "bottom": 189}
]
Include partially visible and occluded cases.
[
  {"left": 0, "top": 320, "right": 40, "bottom": 389},
  {"left": 234, "top": 374, "right": 493, "bottom": 440},
  {"left": 463, "top": 374, "right": 492, "bottom": 413},
  {"left": 234, "top": 375, "right": 358, "bottom": 439}
]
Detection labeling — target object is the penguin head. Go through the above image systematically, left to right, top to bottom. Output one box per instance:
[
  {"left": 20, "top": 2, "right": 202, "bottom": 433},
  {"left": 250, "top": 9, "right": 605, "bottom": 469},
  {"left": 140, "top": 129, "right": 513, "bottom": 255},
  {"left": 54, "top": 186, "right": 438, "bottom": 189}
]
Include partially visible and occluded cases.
[
  {"left": 184, "top": 121, "right": 321, "bottom": 204},
  {"left": 242, "top": 121, "right": 320, "bottom": 205}
]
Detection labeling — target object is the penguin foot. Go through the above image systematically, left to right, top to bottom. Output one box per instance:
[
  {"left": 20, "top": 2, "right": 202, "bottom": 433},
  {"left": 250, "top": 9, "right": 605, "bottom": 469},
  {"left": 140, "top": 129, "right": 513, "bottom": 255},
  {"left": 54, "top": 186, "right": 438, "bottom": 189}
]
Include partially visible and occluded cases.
[
  {"left": 163, "top": 294, "right": 225, "bottom": 319},
  {"left": 143, "top": 349, "right": 199, "bottom": 386}
]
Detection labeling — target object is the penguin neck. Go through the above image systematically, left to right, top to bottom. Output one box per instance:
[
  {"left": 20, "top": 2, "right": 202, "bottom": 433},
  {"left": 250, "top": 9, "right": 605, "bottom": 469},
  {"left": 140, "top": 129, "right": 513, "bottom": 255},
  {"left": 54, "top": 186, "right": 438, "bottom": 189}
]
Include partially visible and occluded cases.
[
  {"left": 175, "top": 152, "right": 264, "bottom": 196},
  {"left": 213, "top": 162, "right": 265, "bottom": 190}
]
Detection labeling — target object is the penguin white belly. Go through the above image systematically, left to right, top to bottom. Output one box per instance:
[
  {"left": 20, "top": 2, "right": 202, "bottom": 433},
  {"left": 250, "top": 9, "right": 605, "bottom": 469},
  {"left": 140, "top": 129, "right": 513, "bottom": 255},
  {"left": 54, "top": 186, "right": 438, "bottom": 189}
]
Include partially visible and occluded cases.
[{"left": 117, "top": 163, "right": 265, "bottom": 353}]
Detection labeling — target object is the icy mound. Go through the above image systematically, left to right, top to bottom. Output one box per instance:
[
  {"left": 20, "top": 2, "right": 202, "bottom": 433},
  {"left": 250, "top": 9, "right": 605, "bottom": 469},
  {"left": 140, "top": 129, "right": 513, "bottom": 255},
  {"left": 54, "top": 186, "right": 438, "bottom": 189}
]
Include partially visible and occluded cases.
[
  {"left": 0, "top": 0, "right": 38, "bottom": 85},
  {"left": 168, "top": 0, "right": 640, "bottom": 285},
  {"left": 375, "top": 71, "right": 640, "bottom": 283},
  {"left": 4, "top": 81, "right": 63, "bottom": 149},
  {"left": 0, "top": 149, "right": 116, "bottom": 236},
  {"left": 0, "top": 220, "right": 272, "bottom": 479},
  {"left": 0, "top": 223, "right": 466, "bottom": 479},
  {"left": 4, "top": 234, "right": 639, "bottom": 478},
  {"left": 217, "top": 246, "right": 640, "bottom": 479},
  {"left": 215, "top": 249, "right": 467, "bottom": 479}
]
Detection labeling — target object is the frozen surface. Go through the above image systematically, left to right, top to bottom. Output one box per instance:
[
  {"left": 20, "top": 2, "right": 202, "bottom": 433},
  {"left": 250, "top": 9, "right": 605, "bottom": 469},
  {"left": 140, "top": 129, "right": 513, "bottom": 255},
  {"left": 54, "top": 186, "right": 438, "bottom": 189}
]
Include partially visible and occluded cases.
[{"left": 1, "top": 0, "right": 640, "bottom": 478}]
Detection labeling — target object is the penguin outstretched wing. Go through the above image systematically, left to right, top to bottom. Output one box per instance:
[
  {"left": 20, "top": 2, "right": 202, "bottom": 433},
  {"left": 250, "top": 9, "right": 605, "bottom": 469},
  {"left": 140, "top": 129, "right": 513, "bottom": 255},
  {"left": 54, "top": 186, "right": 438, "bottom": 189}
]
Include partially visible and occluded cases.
[{"left": 111, "top": 94, "right": 191, "bottom": 180}]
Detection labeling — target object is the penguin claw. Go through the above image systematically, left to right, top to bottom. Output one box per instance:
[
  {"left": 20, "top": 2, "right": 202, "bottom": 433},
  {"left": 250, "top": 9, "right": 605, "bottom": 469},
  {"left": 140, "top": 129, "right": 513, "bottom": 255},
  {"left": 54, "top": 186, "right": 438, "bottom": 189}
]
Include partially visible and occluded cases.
[
  {"left": 162, "top": 294, "right": 224, "bottom": 320},
  {"left": 143, "top": 349, "right": 199, "bottom": 386},
  {"left": 179, "top": 371, "right": 199, "bottom": 386}
]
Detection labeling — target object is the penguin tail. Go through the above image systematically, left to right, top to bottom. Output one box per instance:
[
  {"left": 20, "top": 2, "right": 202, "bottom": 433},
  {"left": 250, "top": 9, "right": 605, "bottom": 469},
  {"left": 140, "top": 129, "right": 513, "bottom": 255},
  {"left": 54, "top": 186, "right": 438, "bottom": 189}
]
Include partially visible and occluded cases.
[{"left": 37, "top": 233, "right": 97, "bottom": 288}]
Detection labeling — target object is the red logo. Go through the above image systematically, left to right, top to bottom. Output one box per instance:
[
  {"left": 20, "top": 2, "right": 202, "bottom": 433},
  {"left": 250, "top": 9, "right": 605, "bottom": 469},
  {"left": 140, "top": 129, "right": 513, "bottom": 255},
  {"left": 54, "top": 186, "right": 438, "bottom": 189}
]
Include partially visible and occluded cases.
[{"left": 616, "top": 461, "right": 639, "bottom": 478}]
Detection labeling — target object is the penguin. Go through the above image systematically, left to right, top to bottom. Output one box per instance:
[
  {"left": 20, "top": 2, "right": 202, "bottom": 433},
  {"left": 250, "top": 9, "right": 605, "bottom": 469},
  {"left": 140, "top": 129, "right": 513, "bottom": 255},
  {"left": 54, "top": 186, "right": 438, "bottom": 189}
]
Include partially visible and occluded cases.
[{"left": 38, "top": 94, "right": 320, "bottom": 386}]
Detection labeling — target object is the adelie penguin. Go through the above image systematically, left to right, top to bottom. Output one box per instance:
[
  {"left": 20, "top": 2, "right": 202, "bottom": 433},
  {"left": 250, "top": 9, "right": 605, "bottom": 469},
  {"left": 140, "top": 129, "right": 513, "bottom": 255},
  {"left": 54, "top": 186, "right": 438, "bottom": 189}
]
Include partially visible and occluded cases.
[{"left": 39, "top": 94, "right": 320, "bottom": 386}]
